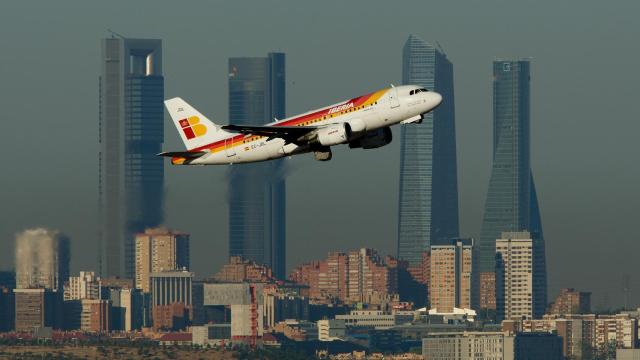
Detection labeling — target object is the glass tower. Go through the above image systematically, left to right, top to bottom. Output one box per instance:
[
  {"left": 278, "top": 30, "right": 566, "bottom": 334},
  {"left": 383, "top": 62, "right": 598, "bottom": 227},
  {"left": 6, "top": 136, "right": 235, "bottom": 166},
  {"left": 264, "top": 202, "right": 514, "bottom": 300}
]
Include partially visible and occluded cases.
[
  {"left": 397, "top": 35, "right": 459, "bottom": 266},
  {"left": 99, "top": 37, "right": 164, "bottom": 278},
  {"left": 228, "top": 53, "right": 286, "bottom": 279},
  {"left": 479, "top": 59, "right": 546, "bottom": 312}
]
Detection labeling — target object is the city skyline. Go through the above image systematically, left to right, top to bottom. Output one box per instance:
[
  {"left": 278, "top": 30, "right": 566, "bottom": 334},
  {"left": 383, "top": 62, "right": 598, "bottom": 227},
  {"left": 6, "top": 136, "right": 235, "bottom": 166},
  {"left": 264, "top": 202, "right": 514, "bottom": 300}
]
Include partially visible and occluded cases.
[{"left": 1, "top": 1, "right": 639, "bottom": 309}]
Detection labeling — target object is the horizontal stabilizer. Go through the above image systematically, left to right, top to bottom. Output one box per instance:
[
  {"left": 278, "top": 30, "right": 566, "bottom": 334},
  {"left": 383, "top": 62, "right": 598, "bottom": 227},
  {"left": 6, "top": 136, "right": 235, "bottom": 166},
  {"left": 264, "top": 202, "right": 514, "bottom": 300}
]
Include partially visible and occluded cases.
[{"left": 157, "top": 151, "right": 206, "bottom": 159}]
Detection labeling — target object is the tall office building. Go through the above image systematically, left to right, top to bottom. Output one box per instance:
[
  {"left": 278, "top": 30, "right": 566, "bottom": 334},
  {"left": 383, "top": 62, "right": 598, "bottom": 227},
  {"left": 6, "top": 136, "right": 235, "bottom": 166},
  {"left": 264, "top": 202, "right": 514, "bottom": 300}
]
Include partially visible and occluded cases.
[
  {"left": 398, "top": 35, "right": 459, "bottom": 266},
  {"left": 99, "top": 36, "right": 165, "bottom": 278},
  {"left": 228, "top": 53, "right": 286, "bottom": 279},
  {"left": 478, "top": 59, "right": 547, "bottom": 311},
  {"left": 15, "top": 228, "right": 69, "bottom": 291},
  {"left": 135, "top": 228, "right": 190, "bottom": 293},
  {"left": 495, "top": 231, "right": 546, "bottom": 321},
  {"left": 429, "top": 239, "right": 476, "bottom": 312}
]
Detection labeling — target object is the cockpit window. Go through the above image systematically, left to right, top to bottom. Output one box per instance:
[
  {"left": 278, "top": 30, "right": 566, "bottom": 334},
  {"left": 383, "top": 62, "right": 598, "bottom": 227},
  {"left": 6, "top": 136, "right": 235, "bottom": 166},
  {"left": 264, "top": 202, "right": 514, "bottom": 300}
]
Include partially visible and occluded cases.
[{"left": 411, "top": 88, "right": 429, "bottom": 95}]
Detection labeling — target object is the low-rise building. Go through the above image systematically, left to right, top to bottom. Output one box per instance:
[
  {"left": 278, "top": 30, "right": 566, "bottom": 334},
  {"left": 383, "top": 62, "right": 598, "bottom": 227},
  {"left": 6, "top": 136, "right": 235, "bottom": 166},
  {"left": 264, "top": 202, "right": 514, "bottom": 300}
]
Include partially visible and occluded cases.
[
  {"left": 14, "top": 288, "right": 62, "bottom": 331},
  {"left": 80, "top": 299, "right": 110, "bottom": 332},
  {"left": 152, "top": 302, "right": 190, "bottom": 331},
  {"left": 336, "top": 310, "right": 412, "bottom": 330},
  {"left": 273, "top": 319, "right": 317, "bottom": 341},
  {"left": 318, "top": 319, "right": 346, "bottom": 341},
  {"left": 192, "top": 324, "right": 232, "bottom": 346},
  {"left": 422, "top": 331, "right": 513, "bottom": 360}
]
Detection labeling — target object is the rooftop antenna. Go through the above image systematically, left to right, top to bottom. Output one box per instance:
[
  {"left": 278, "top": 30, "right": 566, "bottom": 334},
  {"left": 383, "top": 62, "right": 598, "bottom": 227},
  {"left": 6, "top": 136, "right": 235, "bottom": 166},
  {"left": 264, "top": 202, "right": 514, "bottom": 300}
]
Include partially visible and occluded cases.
[{"left": 107, "top": 29, "right": 126, "bottom": 39}]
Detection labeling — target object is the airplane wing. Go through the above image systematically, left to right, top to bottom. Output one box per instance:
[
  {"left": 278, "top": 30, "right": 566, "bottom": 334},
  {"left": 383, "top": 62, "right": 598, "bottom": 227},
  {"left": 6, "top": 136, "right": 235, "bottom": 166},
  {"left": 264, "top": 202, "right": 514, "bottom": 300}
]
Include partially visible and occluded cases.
[{"left": 221, "top": 124, "right": 318, "bottom": 144}]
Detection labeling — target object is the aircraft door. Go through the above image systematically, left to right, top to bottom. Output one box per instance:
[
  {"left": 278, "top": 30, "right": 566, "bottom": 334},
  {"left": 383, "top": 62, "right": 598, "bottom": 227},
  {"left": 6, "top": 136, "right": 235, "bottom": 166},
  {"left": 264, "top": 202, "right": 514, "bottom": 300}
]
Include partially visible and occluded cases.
[
  {"left": 389, "top": 87, "right": 400, "bottom": 108},
  {"left": 225, "top": 137, "right": 236, "bottom": 157}
]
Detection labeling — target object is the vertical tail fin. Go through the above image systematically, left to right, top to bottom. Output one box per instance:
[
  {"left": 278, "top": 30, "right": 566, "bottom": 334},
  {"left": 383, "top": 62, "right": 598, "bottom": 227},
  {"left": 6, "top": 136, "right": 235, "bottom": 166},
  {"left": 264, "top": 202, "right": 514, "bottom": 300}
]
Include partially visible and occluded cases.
[{"left": 164, "top": 97, "right": 230, "bottom": 150}]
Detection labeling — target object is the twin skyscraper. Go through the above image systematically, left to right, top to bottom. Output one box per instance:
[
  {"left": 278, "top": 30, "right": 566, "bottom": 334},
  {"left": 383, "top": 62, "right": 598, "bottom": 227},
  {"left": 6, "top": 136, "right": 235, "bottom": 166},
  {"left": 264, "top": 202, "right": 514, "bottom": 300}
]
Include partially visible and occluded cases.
[
  {"left": 98, "top": 35, "right": 547, "bottom": 313},
  {"left": 398, "top": 35, "right": 547, "bottom": 313},
  {"left": 98, "top": 36, "right": 286, "bottom": 280}
]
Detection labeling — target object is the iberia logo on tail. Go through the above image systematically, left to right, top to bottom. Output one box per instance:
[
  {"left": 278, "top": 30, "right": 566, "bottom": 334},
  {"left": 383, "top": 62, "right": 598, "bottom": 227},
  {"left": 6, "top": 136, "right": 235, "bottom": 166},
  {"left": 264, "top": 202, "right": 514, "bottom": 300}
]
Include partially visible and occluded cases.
[{"left": 179, "top": 116, "right": 207, "bottom": 139}]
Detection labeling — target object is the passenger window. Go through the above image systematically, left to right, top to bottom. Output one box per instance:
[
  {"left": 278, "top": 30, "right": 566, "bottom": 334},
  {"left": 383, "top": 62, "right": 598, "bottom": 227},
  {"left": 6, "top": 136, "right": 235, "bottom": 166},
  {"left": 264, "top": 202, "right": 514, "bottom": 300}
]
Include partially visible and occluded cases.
[{"left": 410, "top": 90, "right": 414, "bottom": 95}]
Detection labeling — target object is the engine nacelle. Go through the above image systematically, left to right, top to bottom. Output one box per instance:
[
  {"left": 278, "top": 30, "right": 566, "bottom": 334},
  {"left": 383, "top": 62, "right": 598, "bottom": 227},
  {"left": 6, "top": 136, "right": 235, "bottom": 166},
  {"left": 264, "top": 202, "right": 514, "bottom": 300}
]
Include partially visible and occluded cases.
[
  {"left": 344, "top": 118, "right": 367, "bottom": 138},
  {"left": 316, "top": 124, "right": 349, "bottom": 146},
  {"left": 349, "top": 127, "right": 392, "bottom": 149}
]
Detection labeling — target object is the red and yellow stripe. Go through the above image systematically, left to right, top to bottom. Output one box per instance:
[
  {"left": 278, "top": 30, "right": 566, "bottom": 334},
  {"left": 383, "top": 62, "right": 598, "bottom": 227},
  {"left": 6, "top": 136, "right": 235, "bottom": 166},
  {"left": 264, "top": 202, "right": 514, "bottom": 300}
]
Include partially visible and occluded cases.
[{"left": 173, "top": 88, "right": 388, "bottom": 163}]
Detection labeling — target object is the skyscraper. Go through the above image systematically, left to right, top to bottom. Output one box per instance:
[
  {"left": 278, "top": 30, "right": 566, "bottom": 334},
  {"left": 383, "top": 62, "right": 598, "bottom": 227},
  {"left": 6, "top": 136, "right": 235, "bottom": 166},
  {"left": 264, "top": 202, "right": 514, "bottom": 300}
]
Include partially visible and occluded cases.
[
  {"left": 398, "top": 35, "right": 459, "bottom": 266},
  {"left": 99, "top": 36, "right": 165, "bottom": 278},
  {"left": 227, "top": 53, "right": 286, "bottom": 278},
  {"left": 478, "top": 59, "right": 547, "bottom": 311},
  {"left": 15, "top": 228, "right": 69, "bottom": 291}
]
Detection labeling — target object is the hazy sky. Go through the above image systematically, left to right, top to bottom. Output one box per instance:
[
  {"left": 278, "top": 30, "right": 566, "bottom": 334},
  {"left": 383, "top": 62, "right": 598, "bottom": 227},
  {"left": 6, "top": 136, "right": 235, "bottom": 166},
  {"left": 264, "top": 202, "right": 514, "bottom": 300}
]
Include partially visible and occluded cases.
[{"left": 1, "top": 1, "right": 639, "bottom": 309}]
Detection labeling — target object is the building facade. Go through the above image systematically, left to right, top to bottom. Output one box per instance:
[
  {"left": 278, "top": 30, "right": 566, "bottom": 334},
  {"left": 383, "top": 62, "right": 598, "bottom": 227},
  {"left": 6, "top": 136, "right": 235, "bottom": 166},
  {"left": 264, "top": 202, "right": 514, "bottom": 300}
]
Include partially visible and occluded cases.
[
  {"left": 398, "top": 35, "right": 459, "bottom": 266},
  {"left": 99, "top": 37, "right": 165, "bottom": 278},
  {"left": 228, "top": 52, "right": 286, "bottom": 279},
  {"left": 479, "top": 59, "right": 546, "bottom": 311},
  {"left": 135, "top": 228, "right": 190, "bottom": 293},
  {"left": 15, "top": 229, "right": 70, "bottom": 291},
  {"left": 496, "top": 232, "right": 546, "bottom": 321},
  {"left": 429, "top": 239, "right": 476, "bottom": 312},
  {"left": 289, "top": 248, "right": 398, "bottom": 304},
  {"left": 213, "top": 256, "right": 275, "bottom": 283},
  {"left": 64, "top": 271, "right": 100, "bottom": 301},
  {"left": 150, "top": 271, "right": 193, "bottom": 307},
  {"left": 13, "top": 288, "right": 62, "bottom": 332},
  {"left": 547, "top": 288, "right": 591, "bottom": 315},
  {"left": 80, "top": 299, "right": 110, "bottom": 332},
  {"left": 504, "top": 313, "right": 638, "bottom": 358},
  {"left": 422, "top": 331, "right": 514, "bottom": 360}
]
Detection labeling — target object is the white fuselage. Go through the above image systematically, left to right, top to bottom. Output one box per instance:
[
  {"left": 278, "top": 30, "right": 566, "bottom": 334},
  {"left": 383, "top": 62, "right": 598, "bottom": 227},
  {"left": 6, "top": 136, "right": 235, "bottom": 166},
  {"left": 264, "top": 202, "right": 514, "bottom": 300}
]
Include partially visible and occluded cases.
[{"left": 182, "top": 85, "right": 441, "bottom": 165}]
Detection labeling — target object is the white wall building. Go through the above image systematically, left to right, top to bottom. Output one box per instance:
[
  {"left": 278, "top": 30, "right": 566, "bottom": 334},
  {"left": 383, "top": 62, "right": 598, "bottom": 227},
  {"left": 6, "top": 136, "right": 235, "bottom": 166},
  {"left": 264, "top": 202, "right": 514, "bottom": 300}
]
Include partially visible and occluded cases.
[
  {"left": 496, "top": 232, "right": 535, "bottom": 321},
  {"left": 64, "top": 271, "right": 100, "bottom": 301},
  {"left": 231, "top": 304, "right": 264, "bottom": 337},
  {"left": 423, "top": 332, "right": 514, "bottom": 360}
]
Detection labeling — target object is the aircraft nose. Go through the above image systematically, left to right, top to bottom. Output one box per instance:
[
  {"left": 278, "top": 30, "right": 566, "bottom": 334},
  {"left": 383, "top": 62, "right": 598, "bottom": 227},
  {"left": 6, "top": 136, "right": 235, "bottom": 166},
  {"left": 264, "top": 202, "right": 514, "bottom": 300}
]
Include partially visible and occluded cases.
[{"left": 429, "top": 92, "right": 443, "bottom": 108}]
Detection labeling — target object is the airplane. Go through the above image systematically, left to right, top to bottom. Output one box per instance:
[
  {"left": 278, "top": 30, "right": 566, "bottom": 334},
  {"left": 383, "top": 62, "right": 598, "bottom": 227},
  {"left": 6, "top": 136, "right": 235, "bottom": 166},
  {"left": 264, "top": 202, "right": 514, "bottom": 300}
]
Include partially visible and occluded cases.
[{"left": 160, "top": 85, "right": 442, "bottom": 165}]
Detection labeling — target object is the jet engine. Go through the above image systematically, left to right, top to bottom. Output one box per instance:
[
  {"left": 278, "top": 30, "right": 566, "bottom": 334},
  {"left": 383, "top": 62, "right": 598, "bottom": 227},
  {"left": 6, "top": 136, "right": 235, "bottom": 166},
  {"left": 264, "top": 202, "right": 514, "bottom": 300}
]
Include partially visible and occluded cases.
[
  {"left": 315, "top": 124, "right": 349, "bottom": 146},
  {"left": 348, "top": 127, "right": 392, "bottom": 149}
]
